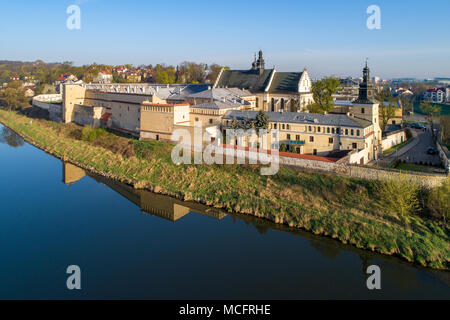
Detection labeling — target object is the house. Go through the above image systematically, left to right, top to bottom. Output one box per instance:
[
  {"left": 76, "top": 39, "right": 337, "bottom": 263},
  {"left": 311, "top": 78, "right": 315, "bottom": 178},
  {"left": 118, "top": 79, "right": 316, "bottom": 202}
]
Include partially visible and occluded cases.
[
  {"left": 214, "top": 51, "right": 314, "bottom": 112},
  {"left": 94, "top": 70, "right": 113, "bottom": 84},
  {"left": 54, "top": 74, "right": 78, "bottom": 86},
  {"left": 24, "top": 87, "right": 35, "bottom": 98},
  {"left": 424, "top": 88, "right": 446, "bottom": 103}
]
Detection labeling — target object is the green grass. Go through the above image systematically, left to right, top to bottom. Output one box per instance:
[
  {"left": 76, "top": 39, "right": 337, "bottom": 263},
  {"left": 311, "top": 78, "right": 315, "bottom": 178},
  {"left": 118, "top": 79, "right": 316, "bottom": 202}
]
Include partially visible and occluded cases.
[
  {"left": 414, "top": 101, "right": 450, "bottom": 116},
  {"left": 1, "top": 109, "right": 449, "bottom": 270},
  {"left": 81, "top": 126, "right": 107, "bottom": 142},
  {"left": 394, "top": 162, "right": 442, "bottom": 173}
]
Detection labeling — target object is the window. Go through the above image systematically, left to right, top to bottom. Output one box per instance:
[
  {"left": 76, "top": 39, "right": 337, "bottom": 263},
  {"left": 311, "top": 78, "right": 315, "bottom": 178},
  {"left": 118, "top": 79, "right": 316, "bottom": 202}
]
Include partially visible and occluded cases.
[
  {"left": 361, "top": 108, "right": 365, "bottom": 114},
  {"left": 195, "top": 117, "right": 199, "bottom": 121},
  {"left": 209, "top": 119, "right": 213, "bottom": 124},
  {"left": 274, "top": 123, "right": 277, "bottom": 129},
  {"left": 282, "top": 124, "right": 285, "bottom": 130},
  {"left": 286, "top": 124, "right": 290, "bottom": 130},
  {"left": 308, "top": 126, "right": 312, "bottom": 132},
  {"left": 318, "top": 127, "right": 321, "bottom": 132},
  {"left": 327, "top": 127, "right": 330, "bottom": 133},
  {"left": 332, "top": 128, "right": 335, "bottom": 134},
  {"left": 336, "top": 128, "right": 340, "bottom": 134},
  {"left": 345, "top": 129, "right": 348, "bottom": 135},
  {"left": 351, "top": 129, "right": 354, "bottom": 136},
  {"left": 356, "top": 130, "right": 360, "bottom": 136},
  {"left": 287, "top": 134, "right": 291, "bottom": 140},
  {"left": 296, "top": 135, "right": 300, "bottom": 141},
  {"left": 309, "top": 136, "right": 314, "bottom": 142},
  {"left": 329, "top": 138, "right": 334, "bottom": 144},
  {"left": 352, "top": 143, "right": 357, "bottom": 149},
  {"left": 313, "top": 149, "right": 317, "bottom": 155}
]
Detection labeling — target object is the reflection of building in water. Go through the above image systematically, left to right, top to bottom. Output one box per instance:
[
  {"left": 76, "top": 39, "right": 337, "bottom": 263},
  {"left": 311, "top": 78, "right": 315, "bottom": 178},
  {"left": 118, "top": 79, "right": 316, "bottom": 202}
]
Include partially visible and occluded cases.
[
  {"left": 62, "top": 161, "right": 227, "bottom": 222},
  {"left": 63, "top": 162, "right": 86, "bottom": 185},
  {"left": 139, "top": 191, "right": 190, "bottom": 222}
]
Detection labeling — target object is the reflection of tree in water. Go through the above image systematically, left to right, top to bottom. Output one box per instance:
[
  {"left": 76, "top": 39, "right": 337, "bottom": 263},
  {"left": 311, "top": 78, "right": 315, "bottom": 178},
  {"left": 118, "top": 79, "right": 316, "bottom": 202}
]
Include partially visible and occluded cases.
[
  {"left": 0, "top": 127, "right": 24, "bottom": 148},
  {"left": 309, "top": 239, "right": 342, "bottom": 260}
]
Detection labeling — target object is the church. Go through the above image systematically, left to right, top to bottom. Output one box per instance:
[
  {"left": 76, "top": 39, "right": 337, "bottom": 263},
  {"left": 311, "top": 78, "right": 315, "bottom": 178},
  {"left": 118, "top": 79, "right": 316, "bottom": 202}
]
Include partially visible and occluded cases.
[{"left": 213, "top": 51, "right": 314, "bottom": 112}]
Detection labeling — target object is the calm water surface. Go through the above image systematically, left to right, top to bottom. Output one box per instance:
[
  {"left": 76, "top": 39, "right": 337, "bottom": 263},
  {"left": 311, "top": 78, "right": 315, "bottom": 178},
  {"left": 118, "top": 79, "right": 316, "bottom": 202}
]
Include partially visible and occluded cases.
[{"left": 0, "top": 124, "right": 449, "bottom": 299}]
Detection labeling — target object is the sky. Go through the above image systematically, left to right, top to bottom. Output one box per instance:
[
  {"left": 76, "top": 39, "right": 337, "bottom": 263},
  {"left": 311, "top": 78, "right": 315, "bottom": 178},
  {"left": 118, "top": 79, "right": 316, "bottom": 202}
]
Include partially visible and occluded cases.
[{"left": 0, "top": 0, "right": 449, "bottom": 79}]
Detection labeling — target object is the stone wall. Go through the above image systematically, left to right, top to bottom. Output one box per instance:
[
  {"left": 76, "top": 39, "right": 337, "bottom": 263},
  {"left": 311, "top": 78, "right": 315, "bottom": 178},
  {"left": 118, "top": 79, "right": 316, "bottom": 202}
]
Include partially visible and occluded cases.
[
  {"left": 436, "top": 138, "right": 450, "bottom": 172},
  {"left": 214, "top": 145, "right": 446, "bottom": 187},
  {"left": 348, "top": 165, "right": 446, "bottom": 188}
]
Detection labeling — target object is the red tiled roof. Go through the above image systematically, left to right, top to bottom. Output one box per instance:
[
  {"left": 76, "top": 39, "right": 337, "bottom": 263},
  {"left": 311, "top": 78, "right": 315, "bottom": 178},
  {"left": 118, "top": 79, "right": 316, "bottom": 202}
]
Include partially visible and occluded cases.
[{"left": 100, "top": 113, "right": 112, "bottom": 121}]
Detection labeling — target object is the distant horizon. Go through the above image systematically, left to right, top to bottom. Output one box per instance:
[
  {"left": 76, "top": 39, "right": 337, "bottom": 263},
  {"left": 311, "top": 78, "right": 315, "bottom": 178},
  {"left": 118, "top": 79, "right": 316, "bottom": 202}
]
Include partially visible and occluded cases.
[
  {"left": 1, "top": 0, "right": 449, "bottom": 79},
  {"left": 1, "top": 58, "right": 449, "bottom": 82}
]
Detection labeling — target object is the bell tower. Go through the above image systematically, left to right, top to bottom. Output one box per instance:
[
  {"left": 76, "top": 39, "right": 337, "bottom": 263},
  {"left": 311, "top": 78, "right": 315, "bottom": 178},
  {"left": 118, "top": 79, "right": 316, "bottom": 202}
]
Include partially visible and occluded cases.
[{"left": 352, "top": 60, "right": 382, "bottom": 159}]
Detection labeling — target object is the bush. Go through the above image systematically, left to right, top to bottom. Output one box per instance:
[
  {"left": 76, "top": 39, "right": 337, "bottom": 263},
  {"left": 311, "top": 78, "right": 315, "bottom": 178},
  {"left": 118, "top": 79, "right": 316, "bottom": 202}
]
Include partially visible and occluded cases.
[
  {"left": 81, "top": 126, "right": 106, "bottom": 142},
  {"left": 405, "top": 128, "right": 413, "bottom": 140},
  {"left": 376, "top": 175, "right": 420, "bottom": 217},
  {"left": 425, "top": 178, "right": 450, "bottom": 225}
]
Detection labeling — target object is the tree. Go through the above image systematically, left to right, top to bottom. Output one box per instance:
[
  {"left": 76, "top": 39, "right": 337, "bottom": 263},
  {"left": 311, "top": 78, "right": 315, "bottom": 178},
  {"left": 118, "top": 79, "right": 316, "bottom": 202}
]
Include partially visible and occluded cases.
[
  {"left": 154, "top": 64, "right": 176, "bottom": 84},
  {"left": 207, "top": 64, "right": 229, "bottom": 83},
  {"left": 307, "top": 77, "right": 341, "bottom": 114},
  {"left": 0, "top": 81, "right": 26, "bottom": 111},
  {"left": 376, "top": 89, "right": 397, "bottom": 132},
  {"left": 379, "top": 102, "right": 396, "bottom": 132},
  {"left": 421, "top": 102, "right": 441, "bottom": 136},
  {"left": 254, "top": 110, "right": 269, "bottom": 133},
  {"left": 0, "top": 127, "right": 24, "bottom": 148},
  {"left": 376, "top": 175, "right": 420, "bottom": 219},
  {"left": 426, "top": 178, "right": 450, "bottom": 226}
]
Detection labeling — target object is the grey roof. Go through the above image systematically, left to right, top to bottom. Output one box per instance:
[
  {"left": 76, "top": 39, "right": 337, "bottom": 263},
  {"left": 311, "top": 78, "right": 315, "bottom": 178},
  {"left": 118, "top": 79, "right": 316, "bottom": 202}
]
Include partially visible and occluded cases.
[
  {"left": 215, "top": 69, "right": 274, "bottom": 93},
  {"left": 268, "top": 72, "right": 302, "bottom": 93},
  {"left": 154, "top": 84, "right": 212, "bottom": 101},
  {"left": 187, "top": 88, "right": 250, "bottom": 100},
  {"left": 191, "top": 100, "right": 242, "bottom": 110},
  {"left": 223, "top": 110, "right": 373, "bottom": 128}
]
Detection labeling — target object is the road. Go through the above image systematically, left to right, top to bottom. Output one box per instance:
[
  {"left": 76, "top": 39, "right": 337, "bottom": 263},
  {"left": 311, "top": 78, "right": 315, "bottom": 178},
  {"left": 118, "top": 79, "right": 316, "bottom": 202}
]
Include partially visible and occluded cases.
[{"left": 396, "top": 127, "right": 441, "bottom": 166}]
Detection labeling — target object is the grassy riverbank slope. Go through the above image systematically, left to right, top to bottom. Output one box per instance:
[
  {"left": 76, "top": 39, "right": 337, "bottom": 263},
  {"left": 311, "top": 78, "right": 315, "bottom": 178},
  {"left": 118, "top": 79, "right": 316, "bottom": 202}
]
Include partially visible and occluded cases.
[{"left": 1, "top": 109, "right": 449, "bottom": 270}]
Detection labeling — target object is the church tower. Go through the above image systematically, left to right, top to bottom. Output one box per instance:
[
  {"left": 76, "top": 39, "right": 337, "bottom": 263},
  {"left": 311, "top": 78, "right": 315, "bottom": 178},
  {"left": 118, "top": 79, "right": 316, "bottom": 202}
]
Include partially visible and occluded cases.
[
  {"left": 251, "top": 50, "right": 265, "bottom": 73},
  {"left": 352, "top": 61, "right": 382, "bottom": 158}
]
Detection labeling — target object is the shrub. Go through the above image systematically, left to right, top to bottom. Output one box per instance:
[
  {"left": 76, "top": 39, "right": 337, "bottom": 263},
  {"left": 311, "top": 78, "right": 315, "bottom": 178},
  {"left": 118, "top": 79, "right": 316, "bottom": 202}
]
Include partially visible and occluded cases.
[
  {"left": 81, "top": 126, "right": 106, "bottom": 142},
  {"left": 376, "top": 175, "right": 420, "bottom": 217},
  {"left": 425, "top": 178, "right": 450, "bottom": 225}
]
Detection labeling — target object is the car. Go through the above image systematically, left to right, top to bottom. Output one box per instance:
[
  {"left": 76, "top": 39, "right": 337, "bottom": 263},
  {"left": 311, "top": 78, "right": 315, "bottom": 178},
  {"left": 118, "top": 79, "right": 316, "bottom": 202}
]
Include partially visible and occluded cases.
[
  {"left": 410, "top": 123, "right": 425, "bottom": 130},
  {"left": 427, "top": 147, "right": 437, "bottom": 155}
]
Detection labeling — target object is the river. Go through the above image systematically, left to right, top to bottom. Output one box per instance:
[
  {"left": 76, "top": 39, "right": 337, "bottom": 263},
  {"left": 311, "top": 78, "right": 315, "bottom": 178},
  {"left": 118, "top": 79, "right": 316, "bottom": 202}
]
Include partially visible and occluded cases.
[{"left": 0, "top": 124, "right": 449, "bottom": 299}]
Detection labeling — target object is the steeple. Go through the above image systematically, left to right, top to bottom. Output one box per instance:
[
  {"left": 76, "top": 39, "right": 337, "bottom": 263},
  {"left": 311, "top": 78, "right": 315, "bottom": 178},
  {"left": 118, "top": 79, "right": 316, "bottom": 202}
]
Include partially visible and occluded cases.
[
  {"left": 250, "top": 50, "right": 265, "bottom": 74},
  {"left": 257, "top": 50, "right": 265, "bottom": 69},
  {"left": 251, "top": 53, "right": 258, "bottom": 70},
  {"left": 353, "top": 60, "right": 376, "bottom": 104}
]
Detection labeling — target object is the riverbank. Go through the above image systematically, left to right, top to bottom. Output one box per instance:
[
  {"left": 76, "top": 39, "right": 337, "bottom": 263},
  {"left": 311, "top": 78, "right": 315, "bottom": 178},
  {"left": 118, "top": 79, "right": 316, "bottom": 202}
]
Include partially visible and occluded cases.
[{"left": 0, "top": 109, "right": 449, "bottom": 270}]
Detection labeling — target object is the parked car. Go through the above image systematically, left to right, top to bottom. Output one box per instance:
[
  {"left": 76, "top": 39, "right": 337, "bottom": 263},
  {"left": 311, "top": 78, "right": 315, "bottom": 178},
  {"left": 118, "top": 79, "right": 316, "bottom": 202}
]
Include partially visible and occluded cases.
[
  {"left": 410, "top": 123, "right": 425, "bottom": 130},
  {"left": 427, "top": 147, "right": 437, "bottom": 155}
]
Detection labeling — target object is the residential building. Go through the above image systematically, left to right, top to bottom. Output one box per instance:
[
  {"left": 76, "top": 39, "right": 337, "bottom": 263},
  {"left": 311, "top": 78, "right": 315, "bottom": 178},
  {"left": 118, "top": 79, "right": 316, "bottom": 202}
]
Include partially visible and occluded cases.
[
  {"left": 94, "top": 70, "right": 113, "bottom": 84},
  {"left": 424, "top": 88, "right": 446, "bottom": 103}
]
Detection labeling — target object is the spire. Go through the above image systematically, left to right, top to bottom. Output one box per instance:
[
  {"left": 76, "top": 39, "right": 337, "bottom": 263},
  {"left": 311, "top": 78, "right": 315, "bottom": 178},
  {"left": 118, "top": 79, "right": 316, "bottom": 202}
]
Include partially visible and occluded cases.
[
  {"left": 251, "top": 53, "right": 258, "bottom": 70},
  {"left": 353, "top": 61, "right": 376, "bottom": 104}
]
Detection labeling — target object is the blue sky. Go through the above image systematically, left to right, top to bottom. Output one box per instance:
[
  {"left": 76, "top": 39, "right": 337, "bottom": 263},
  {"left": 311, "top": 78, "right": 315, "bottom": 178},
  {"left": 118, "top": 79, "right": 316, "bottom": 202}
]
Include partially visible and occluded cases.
[{"left": 0, "top": 0, "right": 449, "bottom": 79}]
